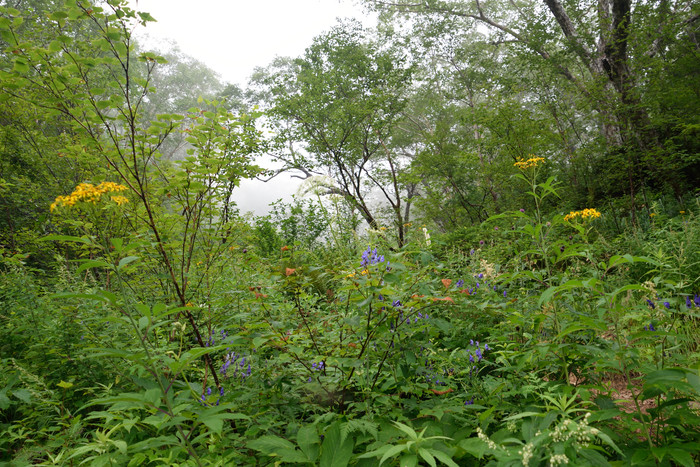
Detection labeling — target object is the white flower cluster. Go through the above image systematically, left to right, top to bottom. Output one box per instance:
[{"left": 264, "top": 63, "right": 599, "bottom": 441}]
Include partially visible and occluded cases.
[
  {"left": 422, "top": 227, "right": 431, "bottom": 246},
  {"left": 550, "top": 413, "right": 598, "bottom": 448},
  {"left": 475, "top": 427, "right": 501, "bottom": 451},
  {"left": 518, "top": 442, "right": 534, "bottom": 466},
  {"left": 550, "top": 453, "right": 569, "bottom": 465}
]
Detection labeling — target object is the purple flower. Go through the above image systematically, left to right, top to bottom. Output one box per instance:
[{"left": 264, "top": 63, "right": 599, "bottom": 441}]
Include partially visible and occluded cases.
[
  {"left": 520, "top": 208, "right": 525, "bottom": 213},
  {"left": 494, "top": 226, "right": 499, "bottom": 231},
  {"left": 479, "top": 240, "right": 485, "bottom": 245},
  {"left": 361, "top": 247, "right": 384, "bottom": 267},
  {"left": 470, "top": 249, "right": 475, "bottom": 255},
  {"left": 478, "top": 273, "right": 484, "bottom": 279},
  {"left": 456, "top": 279, "right": 464, "bottom": 288},
  {"left": 503, "top": 290, "right": 507, "bottom": 298},
  {"left": 695, "top": 295, "right": 700, "bottom": 307},
  {"left": 686, "top": 296, "right": 692, "bottom": 308},
  {"left": 646, "top": 299, "right": 655, "bottom": 309},
  {"left": 393, "top": 300, "right": 402, "bottom": 307},
  {"left": 663, "top": 301, "right": 670, "bottom": 309},
  {"left": 649, "top": 323, "right": 656, "bottom": 332},
  {"left": 484, "top": 344, "right": 490, "bottom": 351},
  {"left": 469, "top": 354, "right": 474, "bottom": 363},
  {"left": 465, "top": 397, "right": 474, "bottom": 405}
]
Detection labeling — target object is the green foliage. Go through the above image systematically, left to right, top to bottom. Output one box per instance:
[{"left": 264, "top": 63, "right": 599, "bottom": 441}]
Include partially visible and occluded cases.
[{"left": 1, "top": 0, "right": 700, "bottom": 465}]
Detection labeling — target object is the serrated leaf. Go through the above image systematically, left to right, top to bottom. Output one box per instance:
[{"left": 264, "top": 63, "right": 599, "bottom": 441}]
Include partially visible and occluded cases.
[
  {"left": 392, "top": 421, "right": 418, "bottom": 439},
  {"left": 379, "top": 444, "right": 408, "bottom": 465},
  {"left": 418, "top": 448, "right": 437, "bottom": 467},
  {"left": 668, "top": 448, "right": 695, "bottom": 467}
]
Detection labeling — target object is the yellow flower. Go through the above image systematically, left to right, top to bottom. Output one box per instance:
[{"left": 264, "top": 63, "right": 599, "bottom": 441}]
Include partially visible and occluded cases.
[
  {"left": 514, "top": 155, "right": 545, "bottom": 169},
  {"left": 50, "top": 181, "right": 128, "bottom": 210},
  {"left": 111, "top": 195, "right": 129, "bottom": 206},
  {"left": 564, "top": 208, "right": 601, "bottom": 222},
  {"left": 680, "top": 211, "right": 686, "bottom": 214},
  {"left": 650, "top": 213, "right": 656, "bottom": 217}
]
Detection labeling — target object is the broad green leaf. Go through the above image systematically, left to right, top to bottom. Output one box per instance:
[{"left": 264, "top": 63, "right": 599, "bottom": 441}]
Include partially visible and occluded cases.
[
  {"left": 117, "top": 255, "right": 139, "bottom": 269},
  {"left": 76, "top": 259, "right": 113, "bottom": 273},
  {"left": 321, "top": 422, "right": 354, "bottom": 467},
  {"left": 297, "top": 425, "right": 320, "bottom": 461},
  {"left": 247, "top": 435, "right": 296, "bottom": 454},
  {"left": 458, "top": 438, "right": 486, "bottom": 458},
  {"left": 432, "top": 450, "right": 460, "bottom": 467}
]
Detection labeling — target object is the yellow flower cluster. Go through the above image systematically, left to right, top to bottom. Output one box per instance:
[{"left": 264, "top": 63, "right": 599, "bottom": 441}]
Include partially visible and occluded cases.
[
  {"left": 514, "top": 156, "right": 545, "bottom": 169},
  {"left": 50, "top": 182, "right": 128, "bottom": 211},
  {"left": 111, "top": 195, "right": 129, "bottom": 206},
  {"left": 564, "top": 208, "right": 601, "bottom": 222}
]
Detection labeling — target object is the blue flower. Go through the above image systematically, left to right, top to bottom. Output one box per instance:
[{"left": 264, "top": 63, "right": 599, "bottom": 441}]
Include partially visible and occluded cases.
[
  {"left": 361, "top": 247, "right": 385, "bottom": 267},
  {"left": 456, "top": 279, "right": 464, "bottom": 288},
  {"left": 695, "top": 295, "right": 700, "bottom": 307},
  {"left": 686, "top": 296, "right": 692, "bottom": 308},
  {"left": 646, "top": 299, "right": 655, "bottom": 309},
  {"left": 663, "top": 301, "right": 670, "bottom": 309}
]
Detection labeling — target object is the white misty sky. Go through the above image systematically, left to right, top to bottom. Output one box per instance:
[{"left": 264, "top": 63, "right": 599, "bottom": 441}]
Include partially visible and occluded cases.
[
  {"left": 127, "top": 0, "right": 375, "bottom": 215},
  {"left": 129, "top": 0, "right": 372, "bottom": 87}
]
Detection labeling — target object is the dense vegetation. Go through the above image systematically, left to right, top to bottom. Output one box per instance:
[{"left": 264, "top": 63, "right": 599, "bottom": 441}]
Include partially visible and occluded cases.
[{"left": 1, "top": 0, "right": 699, "bottom": 465}]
